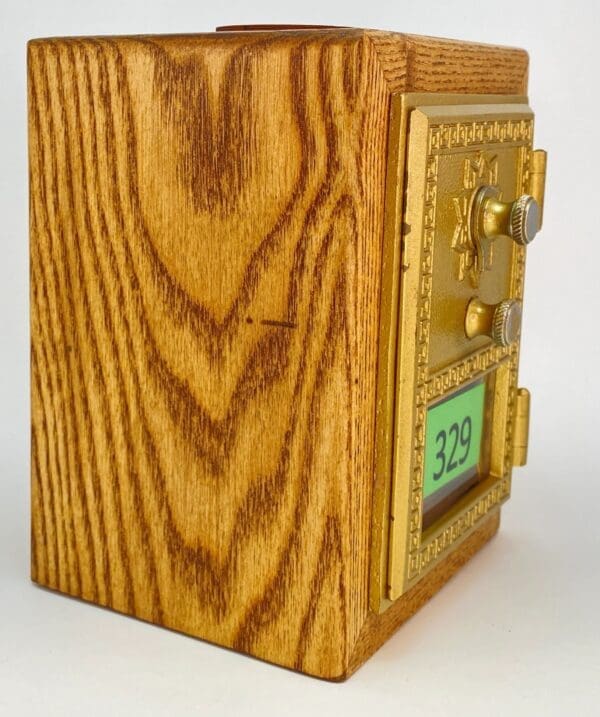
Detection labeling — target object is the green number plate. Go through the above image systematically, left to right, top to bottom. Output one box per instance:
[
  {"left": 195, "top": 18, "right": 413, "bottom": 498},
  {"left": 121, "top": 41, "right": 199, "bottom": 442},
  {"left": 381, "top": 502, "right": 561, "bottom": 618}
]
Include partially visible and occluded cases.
[{"left": 423, "top": 382, "right": 485, "bottom": 500}]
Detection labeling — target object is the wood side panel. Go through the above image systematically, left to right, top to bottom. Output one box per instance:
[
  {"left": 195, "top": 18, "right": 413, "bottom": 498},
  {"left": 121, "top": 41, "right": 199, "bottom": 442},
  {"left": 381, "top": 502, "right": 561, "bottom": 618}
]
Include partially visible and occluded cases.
[{"left": 29, "top": 30, "right": 388, "bottom": 679}]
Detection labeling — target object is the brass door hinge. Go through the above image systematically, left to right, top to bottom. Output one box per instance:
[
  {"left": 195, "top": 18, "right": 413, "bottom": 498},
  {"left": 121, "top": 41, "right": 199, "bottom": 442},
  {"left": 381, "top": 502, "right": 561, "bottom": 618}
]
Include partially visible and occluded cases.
[
  {"left": 528, "top": 149, "right": 547, "bottom": 229},
  {"left": 512, "top": 387, "right": 531, "bottom": 467}
]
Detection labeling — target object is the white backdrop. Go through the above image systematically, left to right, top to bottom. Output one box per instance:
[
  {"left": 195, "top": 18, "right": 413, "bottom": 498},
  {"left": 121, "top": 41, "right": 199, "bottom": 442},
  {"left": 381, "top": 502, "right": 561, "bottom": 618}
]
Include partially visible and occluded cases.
[{"left": 1, "top": 1, "right": 598, "bottom": 715}]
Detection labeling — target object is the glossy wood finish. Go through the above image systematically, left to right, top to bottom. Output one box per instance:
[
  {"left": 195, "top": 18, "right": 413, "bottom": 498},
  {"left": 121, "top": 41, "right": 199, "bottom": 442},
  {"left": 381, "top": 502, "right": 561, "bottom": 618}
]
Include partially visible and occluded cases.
[{"left": 29, "top": 29, "right": 527, "bottom": 679}]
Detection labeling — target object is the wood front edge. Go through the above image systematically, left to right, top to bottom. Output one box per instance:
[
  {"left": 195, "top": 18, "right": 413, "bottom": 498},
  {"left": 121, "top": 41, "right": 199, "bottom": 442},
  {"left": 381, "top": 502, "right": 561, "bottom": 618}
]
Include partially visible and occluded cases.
[{"left": 346, "top": 510, "right": 501, "bottom": 679}]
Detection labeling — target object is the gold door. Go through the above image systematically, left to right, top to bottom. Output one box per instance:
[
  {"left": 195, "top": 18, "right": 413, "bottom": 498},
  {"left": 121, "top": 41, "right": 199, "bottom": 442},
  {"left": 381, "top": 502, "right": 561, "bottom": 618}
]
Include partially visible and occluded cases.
[{"left": 371, "top": 94, "right": 546, "bottom": 608}]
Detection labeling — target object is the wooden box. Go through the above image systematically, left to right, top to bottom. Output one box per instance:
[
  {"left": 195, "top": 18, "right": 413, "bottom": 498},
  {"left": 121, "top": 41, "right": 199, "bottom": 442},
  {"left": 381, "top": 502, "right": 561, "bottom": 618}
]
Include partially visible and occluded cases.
[{"left": 29, "top": 26, "right": 539, "bottom": 680}]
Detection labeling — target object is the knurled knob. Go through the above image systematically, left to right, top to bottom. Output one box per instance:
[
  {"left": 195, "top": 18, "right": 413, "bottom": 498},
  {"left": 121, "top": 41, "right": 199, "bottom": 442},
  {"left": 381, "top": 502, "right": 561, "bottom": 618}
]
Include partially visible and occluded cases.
[
  {"left": 475, "top": 187, "right": 540, "bottom": 246},
  {"left": 510, "top": 195, "right": 540, "bottom": 246},
  {"left": 465, "top": 297, "right": 522, "bottom": 347},
  {"left": 492, "top": 299, "right": 522, "bottom": 346}
]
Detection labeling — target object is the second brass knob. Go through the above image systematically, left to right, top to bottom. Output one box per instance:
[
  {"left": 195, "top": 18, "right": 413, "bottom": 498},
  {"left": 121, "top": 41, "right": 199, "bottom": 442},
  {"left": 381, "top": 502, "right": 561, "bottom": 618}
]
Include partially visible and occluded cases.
[{"left": 465, "top": 297, "right": 522, "bottom": 347}]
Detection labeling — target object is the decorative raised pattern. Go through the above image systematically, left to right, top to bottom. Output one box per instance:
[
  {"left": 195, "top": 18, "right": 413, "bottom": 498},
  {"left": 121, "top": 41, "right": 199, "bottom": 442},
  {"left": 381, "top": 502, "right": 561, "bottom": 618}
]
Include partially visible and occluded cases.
[
  {"left": 428, "top": 119, "right": 532, "bottom": 152},
  {"left": 452, "top": 151, "right": 498, "bottom": 286},
  {"left": 405, "top": 152, "right": 439, "bottom": 563},
  {"left": 426, "top": 344, "right": 509, "bottom": 402},
  {"left": 416, "top": 477, "right": 511, "bottom": 574}
]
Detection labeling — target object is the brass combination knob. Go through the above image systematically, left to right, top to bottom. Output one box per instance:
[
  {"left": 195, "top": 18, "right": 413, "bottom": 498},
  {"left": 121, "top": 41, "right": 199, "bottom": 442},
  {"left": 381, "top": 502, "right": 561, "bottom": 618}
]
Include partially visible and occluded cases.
[
  {"left": 473, "top": 186, "right": 540, "bottom": 246},
  {"left": 465, "top": 297, "right": 522, "bottom": 347}
]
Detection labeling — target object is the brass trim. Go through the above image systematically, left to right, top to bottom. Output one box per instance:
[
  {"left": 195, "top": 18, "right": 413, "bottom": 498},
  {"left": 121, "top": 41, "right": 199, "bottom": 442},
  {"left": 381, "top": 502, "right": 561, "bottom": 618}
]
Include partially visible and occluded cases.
[{"left": 370, "top": 93, "right": 533, "bottom": 610}]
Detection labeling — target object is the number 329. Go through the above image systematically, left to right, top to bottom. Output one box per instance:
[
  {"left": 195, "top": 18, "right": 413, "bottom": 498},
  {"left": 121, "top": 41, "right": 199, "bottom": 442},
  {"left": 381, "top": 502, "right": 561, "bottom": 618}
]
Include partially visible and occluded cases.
[{"left": 432, "top": 416, "right": 472, "bottom": 481}]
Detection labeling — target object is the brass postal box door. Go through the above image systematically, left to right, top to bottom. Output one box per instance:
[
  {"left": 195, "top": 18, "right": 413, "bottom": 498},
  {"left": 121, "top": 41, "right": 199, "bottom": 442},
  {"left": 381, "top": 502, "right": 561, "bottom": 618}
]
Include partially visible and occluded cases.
[
  {"left": 29, "top": 29, "right": 545, "bottom": 680},
  {"left": 371, "top": 95, "right": 545, "bottom": 607}
]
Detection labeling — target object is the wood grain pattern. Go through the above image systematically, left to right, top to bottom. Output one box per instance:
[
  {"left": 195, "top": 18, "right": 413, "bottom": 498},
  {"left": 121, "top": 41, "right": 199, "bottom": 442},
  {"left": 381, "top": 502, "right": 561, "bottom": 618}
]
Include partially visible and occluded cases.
[
  {"left": 29, "top": 28, "right": 527, "bottom": 679},
  {"left": 367, "top": 32, "right": 528, "bottom": 94}
]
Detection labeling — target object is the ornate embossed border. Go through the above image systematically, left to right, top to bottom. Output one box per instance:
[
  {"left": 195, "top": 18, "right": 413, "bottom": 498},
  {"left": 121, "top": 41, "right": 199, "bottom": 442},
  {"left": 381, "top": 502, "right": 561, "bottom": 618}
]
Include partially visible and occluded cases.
[{"left": 392, "top": 109, "right": 533, "bottom": 593}]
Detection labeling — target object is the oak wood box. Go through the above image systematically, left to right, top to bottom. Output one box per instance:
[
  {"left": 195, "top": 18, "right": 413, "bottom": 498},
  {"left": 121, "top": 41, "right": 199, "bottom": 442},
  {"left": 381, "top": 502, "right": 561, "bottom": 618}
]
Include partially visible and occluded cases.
[{"left": 29, "top": 26, "right": 535, "bottom": 680}]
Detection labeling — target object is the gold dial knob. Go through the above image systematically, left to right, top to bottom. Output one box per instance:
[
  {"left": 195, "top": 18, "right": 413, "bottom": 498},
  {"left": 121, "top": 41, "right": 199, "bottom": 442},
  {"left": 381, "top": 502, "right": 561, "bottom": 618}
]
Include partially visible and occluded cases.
[
  {"left": 474, "top": 186, "right": 540, "bottom": 246},
  {"left": 465, "top": 297, "right": 522, "bottom": 347}
]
